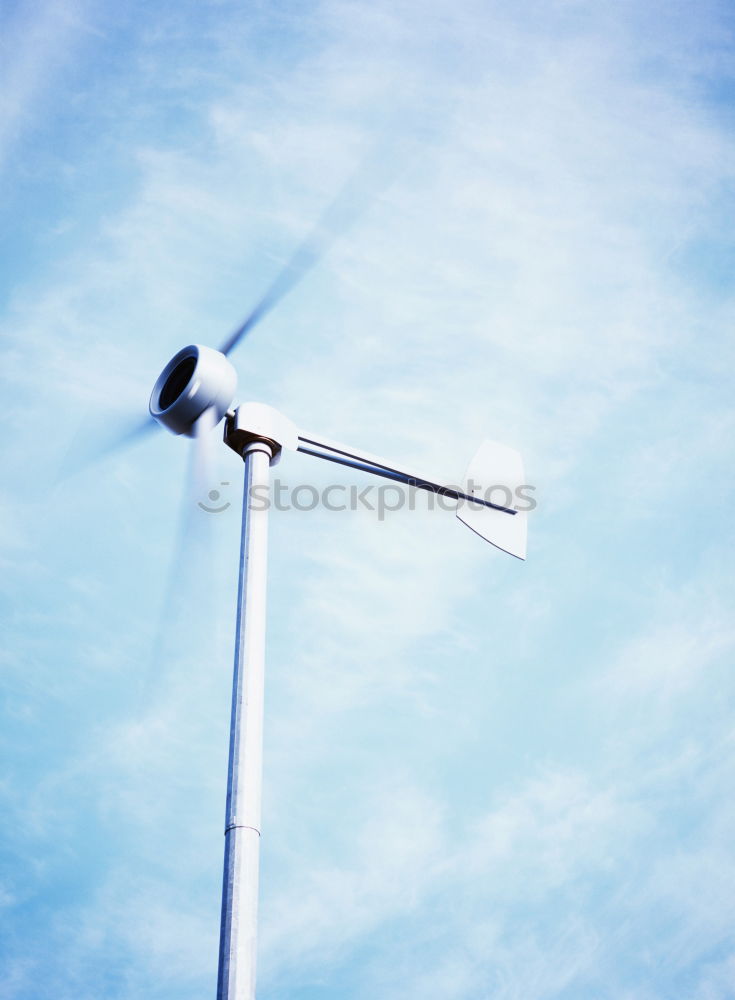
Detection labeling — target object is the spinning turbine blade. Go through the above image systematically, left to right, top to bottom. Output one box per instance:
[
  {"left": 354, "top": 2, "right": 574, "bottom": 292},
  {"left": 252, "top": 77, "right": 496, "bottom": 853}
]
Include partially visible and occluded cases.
[
  {"left": 218, "top": 148, "right": 396, "bottom": 356},
  {"left": 189, "top": 406, "right": 219, "bottom": 508},
  {"left": 139, "top": 407, "right": 220, "bottom": 709},
  {"left": 169, "top": 407, "right": 219, "bottom": 585},
  {"left": 58, "top": 413, "right": 159, "bottom": 480},
  {"left": 104, "top": 414, "right": 159, "bottom": 454}
]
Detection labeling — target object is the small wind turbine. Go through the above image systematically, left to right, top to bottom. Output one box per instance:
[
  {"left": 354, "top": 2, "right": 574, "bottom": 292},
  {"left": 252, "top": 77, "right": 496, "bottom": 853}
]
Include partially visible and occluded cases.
[{"left": 111, "top": 170, "right": 528, "bottom": 999}]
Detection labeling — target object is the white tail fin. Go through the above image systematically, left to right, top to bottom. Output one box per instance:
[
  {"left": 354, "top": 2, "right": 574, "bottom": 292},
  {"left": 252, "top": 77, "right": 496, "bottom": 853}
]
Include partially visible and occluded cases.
[{"left": 456, "top": 440, "right": 528, "bottom": 560}]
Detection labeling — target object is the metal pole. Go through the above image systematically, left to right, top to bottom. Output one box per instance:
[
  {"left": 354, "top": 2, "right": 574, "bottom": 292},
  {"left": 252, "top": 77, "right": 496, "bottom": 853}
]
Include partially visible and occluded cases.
[{"left": 217, "top": 440, "right": 273, "bottom": 1000}]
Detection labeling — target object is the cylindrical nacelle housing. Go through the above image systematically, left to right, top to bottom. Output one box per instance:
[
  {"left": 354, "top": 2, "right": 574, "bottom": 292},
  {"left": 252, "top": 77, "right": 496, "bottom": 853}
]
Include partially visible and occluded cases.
[{"left": 149, "top": 344, "right": 237, "bottom": 436}]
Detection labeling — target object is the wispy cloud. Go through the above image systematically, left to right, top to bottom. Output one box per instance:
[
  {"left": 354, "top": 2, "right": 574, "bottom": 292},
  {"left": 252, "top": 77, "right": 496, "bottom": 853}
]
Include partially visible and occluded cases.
[{"left": 0, "top": 0, "right": 93, "bottom": 173}]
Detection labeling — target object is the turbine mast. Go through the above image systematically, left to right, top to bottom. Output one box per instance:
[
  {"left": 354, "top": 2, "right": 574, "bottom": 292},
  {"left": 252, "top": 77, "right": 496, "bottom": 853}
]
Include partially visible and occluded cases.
[{"left": 216, "top": 438, "right": 273, "bottom": 1000}]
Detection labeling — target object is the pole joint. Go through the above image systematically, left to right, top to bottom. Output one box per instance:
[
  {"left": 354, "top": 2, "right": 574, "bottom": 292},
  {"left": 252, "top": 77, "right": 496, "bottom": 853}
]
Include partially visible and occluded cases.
[
  {"left": 224, "top": 403, "right": 299, "bottom": 464},
  {"left": 241, "top": 440, "right": 274, "bottom": 461},
  {"left": 224, "top": 823, "right": 261, "bottom": 836}
]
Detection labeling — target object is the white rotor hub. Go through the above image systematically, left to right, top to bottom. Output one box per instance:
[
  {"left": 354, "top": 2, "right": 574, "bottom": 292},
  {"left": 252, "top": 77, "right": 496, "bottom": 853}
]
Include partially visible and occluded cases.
[{"left": 149, "top": 344, "right": 237, "bottom": 436}]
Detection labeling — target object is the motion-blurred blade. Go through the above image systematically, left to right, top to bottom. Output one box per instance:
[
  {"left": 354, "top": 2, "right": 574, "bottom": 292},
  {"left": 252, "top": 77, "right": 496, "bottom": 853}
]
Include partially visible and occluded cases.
[
  {"left": 218, "top": 145, "right": 398, "bottom": 356},
  {"left": 189, "top": 406, "right": 218, "bottom": 509},
  {"left": 136, "top": 407, "right": 220, "bottom": 712},
  {"left": 166, "top": 407, "right": 218, "bottom": 598},
  {"left": 58, "top": 413, "right": 159, "bottom": 480}
]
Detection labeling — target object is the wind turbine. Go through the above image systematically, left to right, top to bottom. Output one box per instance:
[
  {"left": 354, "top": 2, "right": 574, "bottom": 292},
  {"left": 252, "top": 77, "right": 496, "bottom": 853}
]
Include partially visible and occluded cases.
[{"left": 116, "top": 170, "right": 528, "bottom": 999}]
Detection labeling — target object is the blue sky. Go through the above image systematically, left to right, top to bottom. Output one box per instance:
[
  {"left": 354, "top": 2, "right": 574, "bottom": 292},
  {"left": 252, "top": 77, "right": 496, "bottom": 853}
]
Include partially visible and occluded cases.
[{"left": 1, "top": 0, "right": 735, "bottom": 997}]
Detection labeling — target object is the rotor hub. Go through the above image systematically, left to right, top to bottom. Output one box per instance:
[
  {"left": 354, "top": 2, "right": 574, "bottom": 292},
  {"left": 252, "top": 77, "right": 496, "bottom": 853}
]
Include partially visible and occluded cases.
[{"left": 149, "top": 344, "right": 237, "bottom": 436}]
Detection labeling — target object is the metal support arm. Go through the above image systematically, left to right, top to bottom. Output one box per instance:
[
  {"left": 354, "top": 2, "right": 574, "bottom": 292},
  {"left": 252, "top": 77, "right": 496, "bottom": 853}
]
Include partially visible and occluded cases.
[{"left": 296, "top": 433, "right": 516, "bottom": 515}]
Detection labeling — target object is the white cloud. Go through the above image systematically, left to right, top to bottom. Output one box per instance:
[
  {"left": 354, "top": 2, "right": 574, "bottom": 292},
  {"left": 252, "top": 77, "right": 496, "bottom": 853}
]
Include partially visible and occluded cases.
[{"left": 0, "top": 0, "right": 94, "bottom": 172}]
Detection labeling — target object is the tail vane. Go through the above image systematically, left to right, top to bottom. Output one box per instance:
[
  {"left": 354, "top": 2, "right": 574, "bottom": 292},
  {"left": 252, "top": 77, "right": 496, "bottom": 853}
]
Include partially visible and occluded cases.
[{"left": 456, "top": 440, "right": 528, "bottom": 560}]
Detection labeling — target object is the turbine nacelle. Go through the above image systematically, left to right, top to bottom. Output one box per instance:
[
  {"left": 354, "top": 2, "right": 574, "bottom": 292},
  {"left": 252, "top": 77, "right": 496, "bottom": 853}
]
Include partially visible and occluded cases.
[{"left": 149, "top": 344, "right": 237, "bottom": 436}]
